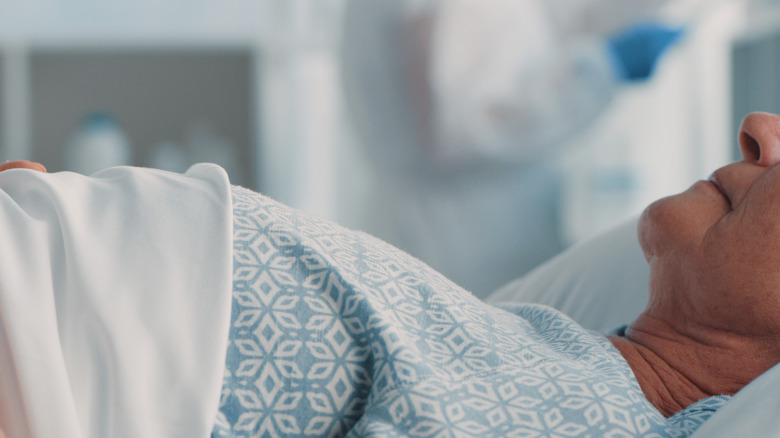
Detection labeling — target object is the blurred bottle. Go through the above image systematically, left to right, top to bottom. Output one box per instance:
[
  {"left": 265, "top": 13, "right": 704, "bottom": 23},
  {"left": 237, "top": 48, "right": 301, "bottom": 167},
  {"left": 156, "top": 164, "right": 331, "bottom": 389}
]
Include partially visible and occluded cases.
[{"left": 65, "top": 112, "right": 132, "bottom": 175}]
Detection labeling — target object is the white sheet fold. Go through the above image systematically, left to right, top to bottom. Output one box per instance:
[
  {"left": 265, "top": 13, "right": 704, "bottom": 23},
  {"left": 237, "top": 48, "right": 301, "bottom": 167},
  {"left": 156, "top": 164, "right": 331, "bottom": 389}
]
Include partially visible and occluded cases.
[{"left": 0, "top": 164, "right": 233, "bottom": 438}]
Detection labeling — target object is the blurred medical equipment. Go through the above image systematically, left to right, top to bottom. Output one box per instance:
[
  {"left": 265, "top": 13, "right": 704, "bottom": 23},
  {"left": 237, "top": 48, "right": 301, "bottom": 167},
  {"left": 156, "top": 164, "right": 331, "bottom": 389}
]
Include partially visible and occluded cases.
[
  {"left": 340, "top": 0, "right": 683, "bottom": 296},
  {"left": 64, "top": 112, "right": 132, "bottom": 175}
]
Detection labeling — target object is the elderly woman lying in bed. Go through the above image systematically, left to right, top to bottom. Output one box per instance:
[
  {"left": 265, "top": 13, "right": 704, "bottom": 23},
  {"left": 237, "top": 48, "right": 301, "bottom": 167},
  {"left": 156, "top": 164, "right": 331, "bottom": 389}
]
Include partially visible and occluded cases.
[{"left": 2, "top": 112, "right": 780, "bottom": 437}]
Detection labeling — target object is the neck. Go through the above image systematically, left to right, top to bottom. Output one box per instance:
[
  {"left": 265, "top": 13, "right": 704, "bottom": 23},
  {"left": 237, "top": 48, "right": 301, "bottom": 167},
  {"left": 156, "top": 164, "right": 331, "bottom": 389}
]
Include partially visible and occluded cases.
[
  {"left": 609, "top": 314, "right": 778, "bottom": 417},
  {"left": 608, "top": 334, "right": 709, "bottom": 417}
]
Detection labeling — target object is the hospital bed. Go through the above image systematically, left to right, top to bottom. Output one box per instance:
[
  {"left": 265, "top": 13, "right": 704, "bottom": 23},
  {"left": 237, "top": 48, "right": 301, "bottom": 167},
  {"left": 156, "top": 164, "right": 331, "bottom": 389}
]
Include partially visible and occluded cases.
[{"left": 486, "top": 217, "right": 780, "bottom": 437}]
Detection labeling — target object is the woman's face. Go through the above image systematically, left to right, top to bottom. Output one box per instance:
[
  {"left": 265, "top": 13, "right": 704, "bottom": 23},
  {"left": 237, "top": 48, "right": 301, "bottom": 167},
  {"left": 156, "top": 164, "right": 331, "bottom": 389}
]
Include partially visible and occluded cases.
[{"left": 639, "top": 112, "right": 780, "bottom": 338}]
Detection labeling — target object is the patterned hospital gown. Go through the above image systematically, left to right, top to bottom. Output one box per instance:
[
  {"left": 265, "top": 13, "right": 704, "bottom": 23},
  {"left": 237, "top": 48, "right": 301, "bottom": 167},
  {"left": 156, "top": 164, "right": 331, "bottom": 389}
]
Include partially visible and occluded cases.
[{"left": 211, "top": 186, "right": 728, "bottom": 437}]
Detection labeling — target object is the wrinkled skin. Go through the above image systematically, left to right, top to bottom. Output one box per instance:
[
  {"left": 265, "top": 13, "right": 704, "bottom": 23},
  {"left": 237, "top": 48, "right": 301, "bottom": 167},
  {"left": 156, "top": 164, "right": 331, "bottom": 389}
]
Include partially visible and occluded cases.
[{"left": 611, "top": 112, "right": 780, "bottom": 416}]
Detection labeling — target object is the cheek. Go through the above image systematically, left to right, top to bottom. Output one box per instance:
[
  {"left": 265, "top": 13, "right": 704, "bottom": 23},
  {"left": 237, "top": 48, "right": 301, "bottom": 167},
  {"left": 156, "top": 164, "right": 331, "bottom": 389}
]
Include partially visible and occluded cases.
[
  {"left": 706, "top": 198, "right": 780, "bottom": 279},
  {"left": 701, "top": 219, "right": 780, "bottom": 330}
]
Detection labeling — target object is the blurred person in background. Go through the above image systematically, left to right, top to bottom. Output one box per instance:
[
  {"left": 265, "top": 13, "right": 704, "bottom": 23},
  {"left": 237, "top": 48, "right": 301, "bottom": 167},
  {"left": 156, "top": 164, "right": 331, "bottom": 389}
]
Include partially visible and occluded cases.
[{"left": 340, "top": 0, "right": 684, "bottom": 296}]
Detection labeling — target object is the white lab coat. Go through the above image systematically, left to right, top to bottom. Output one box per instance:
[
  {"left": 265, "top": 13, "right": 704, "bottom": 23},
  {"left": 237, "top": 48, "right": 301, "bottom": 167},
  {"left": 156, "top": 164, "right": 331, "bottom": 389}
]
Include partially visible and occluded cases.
[{"left": 340, "top": 0, "right": 670, "bottom": 296}]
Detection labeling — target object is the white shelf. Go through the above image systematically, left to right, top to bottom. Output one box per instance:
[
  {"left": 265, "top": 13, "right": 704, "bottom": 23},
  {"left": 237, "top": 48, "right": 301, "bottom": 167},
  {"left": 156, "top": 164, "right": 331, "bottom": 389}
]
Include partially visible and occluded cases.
[{"left": 0, "top": 43, "right": 262, "bottom": 188}]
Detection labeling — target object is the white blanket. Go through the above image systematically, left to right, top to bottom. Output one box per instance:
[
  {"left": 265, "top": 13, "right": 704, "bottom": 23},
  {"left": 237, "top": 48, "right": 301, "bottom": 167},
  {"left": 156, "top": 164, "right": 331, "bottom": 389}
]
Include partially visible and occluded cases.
[{"left": 0, "top": 165, "right": 233, "bottom": 438}]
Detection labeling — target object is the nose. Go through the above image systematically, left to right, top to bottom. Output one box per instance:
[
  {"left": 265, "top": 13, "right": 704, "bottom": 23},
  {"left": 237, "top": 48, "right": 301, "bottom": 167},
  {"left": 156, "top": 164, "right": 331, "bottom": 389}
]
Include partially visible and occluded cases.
[{"left": 738, "top": 112, "right": 780, "bottom": 166}]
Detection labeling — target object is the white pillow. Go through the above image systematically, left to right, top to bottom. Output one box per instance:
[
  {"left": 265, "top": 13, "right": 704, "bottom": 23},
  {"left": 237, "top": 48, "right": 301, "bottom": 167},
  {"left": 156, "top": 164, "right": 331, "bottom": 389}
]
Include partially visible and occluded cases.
[{"left": 485, "top": 217, "right": 649, "bottom": 333}]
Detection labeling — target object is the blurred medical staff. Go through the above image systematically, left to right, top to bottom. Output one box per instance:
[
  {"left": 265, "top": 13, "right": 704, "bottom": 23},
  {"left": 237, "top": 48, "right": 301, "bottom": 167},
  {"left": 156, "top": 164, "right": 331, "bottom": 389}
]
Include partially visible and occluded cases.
[{"left": 340, "top": 0, "right": 683, "bottom": 296}]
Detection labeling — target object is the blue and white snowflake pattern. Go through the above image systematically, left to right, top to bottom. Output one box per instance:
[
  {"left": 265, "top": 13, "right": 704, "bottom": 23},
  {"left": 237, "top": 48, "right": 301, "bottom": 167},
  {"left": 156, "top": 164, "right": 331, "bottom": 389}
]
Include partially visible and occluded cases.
[{"left": 212, "top": 186, "right": 728, "bottom": 437}]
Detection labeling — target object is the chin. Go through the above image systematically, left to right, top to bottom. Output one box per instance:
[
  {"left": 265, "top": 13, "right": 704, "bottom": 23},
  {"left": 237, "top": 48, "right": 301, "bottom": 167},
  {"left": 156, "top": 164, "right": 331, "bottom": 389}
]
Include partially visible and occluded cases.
[
  {"left": 636, "top": 185, "right": 718, "bottom": 264},
  {"left": 636, "top": 198, "right": 666, "bottom": 261}
]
